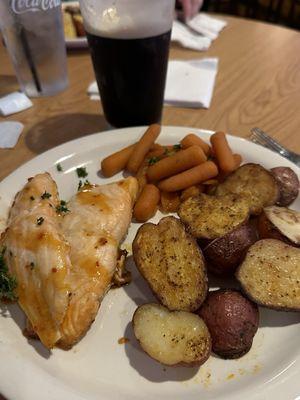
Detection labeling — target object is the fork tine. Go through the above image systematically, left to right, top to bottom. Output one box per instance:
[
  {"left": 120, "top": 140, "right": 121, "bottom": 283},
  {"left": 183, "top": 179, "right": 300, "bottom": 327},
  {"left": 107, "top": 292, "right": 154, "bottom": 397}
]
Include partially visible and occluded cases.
[
  {"left": 251, "top": 128, "right": 288, "bottom": 154},
  {"left": 250, "top": 130, "right": 276, "bottom": 149},
  {"left": 250, "top": 135, "right": 272, "bottom": 150}
]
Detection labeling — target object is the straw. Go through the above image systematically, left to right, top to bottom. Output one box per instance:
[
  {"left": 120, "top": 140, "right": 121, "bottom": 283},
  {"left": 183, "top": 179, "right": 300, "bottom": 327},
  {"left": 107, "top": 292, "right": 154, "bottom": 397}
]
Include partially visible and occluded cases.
[{"left": 16, "top": 17, "right": 42, "bottom": 94}]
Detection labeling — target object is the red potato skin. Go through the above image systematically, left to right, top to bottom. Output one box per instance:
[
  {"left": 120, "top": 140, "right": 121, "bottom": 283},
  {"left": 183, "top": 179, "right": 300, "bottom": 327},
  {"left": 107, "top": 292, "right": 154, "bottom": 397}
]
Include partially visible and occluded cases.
[
  {"left": 271, "top": 167, "right": 299, "bottom": 206},
  {"left": 258, "top": 211, "right": 300, "bottom": 247},
  {"left": 203, "top": 223, "right": 258, "bottom": 276},
  {"left": 198, "top": 289, "right": 259, "bottom": 359}
]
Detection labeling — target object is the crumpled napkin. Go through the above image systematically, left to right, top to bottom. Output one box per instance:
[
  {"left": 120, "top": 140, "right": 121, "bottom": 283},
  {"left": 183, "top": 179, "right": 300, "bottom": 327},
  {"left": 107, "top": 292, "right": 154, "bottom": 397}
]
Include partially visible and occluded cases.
[
  {"left": 172, "top": 13, "right": 227, "bottom": 51},
  {"left": 88, "top": 57, "right": 219, "bottom": 109},
  {"left": 165, "top": 58, "right": 219, "bottom": 108},
  {"left": 0, "top": 92, "right": 32, "bottom": 116},
  {"left": 0, "top": 121, "right": 24, "bottom": 148}
]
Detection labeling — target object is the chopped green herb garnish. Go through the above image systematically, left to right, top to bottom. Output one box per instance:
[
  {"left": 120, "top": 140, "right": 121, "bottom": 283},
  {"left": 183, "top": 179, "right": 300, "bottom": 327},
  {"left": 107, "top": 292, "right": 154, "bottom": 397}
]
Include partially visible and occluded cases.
[
  {"left": 173, "top": 144, "right": 182, "bottom": 151},
  {"left": 164, "top": 148, "right": 171, "bottom": 156},
  {"left": 148, "top": 157, "right": 159, "bottom": 166},
  {"left": 56, "top": 163, "right": 63, "bottom": 172},
  {"left": 76, "top": 167, "right": 88, "bottom": 178},
  {"left": 78, "top": 180, "right": 83, "bottom": 191},
  {"left": 41, "top": 191, "right": 51, "bottom": 199},
  {"left": 30, "top": 196, "right": 35, "bottom": 201},
  {"left": 56, "top": 200, "right": 70, "bottom": 214},
  {"left": 37, "top": 217, "right": 44, "bottom": 226},
  {"left": 0, "top": 248, "right": 17, "bottom": 301},
  {"left": 30, "top": 262, "right": 35, "bottom": 270}
]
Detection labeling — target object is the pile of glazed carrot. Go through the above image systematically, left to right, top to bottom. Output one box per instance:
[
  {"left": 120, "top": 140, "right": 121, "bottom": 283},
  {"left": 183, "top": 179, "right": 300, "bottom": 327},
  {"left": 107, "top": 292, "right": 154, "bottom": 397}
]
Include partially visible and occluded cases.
[{"left": 101, "top": 124, "right": 242, "bottom": 222}]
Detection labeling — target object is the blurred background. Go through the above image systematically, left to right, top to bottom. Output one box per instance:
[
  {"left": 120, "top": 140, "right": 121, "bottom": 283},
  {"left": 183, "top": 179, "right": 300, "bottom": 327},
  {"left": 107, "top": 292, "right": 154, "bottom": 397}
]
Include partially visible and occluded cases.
[{"left": 202, "top": 0, "right": 300, "bottom": 29}]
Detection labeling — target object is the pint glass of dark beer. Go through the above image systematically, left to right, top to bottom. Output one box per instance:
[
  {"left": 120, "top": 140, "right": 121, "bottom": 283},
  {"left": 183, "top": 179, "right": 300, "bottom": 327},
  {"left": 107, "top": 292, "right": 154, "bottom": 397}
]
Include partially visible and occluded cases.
[{"left": 79, "top": 0, "right": 175, "bottom": 127}]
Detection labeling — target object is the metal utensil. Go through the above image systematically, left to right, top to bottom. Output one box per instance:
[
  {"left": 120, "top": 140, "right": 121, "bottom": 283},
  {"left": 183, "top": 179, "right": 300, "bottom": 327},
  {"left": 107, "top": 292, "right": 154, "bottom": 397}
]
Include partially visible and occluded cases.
[{"left": 250, "top": 127, "right": 300, "bottom": 167}]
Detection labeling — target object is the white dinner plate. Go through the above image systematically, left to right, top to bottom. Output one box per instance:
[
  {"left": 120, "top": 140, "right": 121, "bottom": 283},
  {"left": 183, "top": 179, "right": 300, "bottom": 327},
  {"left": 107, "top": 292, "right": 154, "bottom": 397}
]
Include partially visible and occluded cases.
[{"left": 0, "top": 126, "right": 299, "bottom": 400}]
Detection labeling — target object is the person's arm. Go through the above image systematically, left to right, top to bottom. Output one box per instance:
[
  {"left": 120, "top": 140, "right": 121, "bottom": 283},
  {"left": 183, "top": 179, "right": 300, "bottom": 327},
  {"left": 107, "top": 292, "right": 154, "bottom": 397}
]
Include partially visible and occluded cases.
[{"left": 178, "top": 0, "right": 203, "bottom": 20}]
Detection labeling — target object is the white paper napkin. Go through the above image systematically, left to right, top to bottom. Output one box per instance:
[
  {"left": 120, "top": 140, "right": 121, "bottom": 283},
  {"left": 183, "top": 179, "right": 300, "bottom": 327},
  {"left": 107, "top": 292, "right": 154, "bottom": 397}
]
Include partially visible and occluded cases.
[
  {"left": 172, "top": 13, "right": 227, "bottom": 51},
  {"left": 187, "top": 13, "right": 227, "bottom": 40},
  {"left": 171, "top": 20, "right": 212, "bottom": 51},
  {"left": 88, "top": 57, "right": 218, "bottom": 109},
  {"left": 165, "top": 58, "right": 219, "bottom": 108},
  {"left": 0, "top": 92, "right": 33, "bottom": 116},
  {"left": 0, "top": 121, "right": 24, "bottom": 148}
]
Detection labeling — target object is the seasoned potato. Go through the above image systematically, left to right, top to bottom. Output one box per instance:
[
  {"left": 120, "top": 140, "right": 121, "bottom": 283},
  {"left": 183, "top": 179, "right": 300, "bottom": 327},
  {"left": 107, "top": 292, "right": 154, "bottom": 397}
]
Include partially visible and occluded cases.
[
  {"left": 215, "top": 163, "right": 279, "bottom": 215},
  {"left": 271, "top": 167, "right": 299, "bottom": 206},
  {"left": 178, "top": 193, "right": 249, "bottom": 240},
  {"left": 258, "top": 206, "right": 300, "bottom": 247},
  {"left": 133, "top": 216, "right": 208, "bottom": 311},
  {"left": 203, "top": 223, "right": 258, "bottom": 275},
  {"left": 236, "top": 239, "right": 300, "bottom": 311},
  {"left": 199, "top": 290, "right": 259, "bottom": 359},
  {"left": 133, "top": 303, "right": 211, "bottom": 366}
]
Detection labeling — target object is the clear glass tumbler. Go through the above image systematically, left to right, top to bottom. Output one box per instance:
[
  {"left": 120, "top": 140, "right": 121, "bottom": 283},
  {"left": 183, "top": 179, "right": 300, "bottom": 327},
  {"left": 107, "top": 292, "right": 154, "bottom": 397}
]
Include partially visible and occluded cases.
[
  {"left": 0, "top": 0, "right": 68, "bottom": 97},
  {"left": 79, "top": 0, "right": 175, "bottom": 127}
]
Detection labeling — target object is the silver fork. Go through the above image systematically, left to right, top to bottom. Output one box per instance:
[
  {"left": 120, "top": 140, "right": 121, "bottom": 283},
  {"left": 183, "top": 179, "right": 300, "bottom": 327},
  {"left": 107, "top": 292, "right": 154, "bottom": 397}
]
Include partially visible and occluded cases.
[{"left": 250, "top": 127, "right": 300, "bottom": 167}]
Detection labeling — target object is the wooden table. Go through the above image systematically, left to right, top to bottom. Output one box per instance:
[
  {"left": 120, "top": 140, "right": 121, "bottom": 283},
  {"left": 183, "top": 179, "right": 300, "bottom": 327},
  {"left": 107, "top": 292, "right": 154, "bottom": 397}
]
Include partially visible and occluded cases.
[{"left": 1, "top": 15, "right": 300, "bottom": 182}]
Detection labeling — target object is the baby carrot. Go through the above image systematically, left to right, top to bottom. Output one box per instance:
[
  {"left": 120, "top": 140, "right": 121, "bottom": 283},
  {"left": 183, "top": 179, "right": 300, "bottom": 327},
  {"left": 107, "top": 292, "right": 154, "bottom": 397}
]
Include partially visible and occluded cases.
[
  {"left": 126, "top": 124, "right": 161, "bottom": 174},
  {"left": 210, "top": 131, "right": 236, "bottom": 174},
  {"left": 180, "top": 134, "right": 211, "bottom": 156},
  {"left": 101, "top": 143, "right": 135, "bottom": 177},
  {"left": 146, "top": 145, "right": 165, "bottom": 160},
  {"left": 147, "top": 145, "right": 206, "bottom": 182},
  {"left": 233, "top": 153, "right": 242, "bottom": 169},
  {"left": 136, "top": 159, "right": 149, "bottom": 194},
  {"left": 158, "top": 161, "right": 218, "bottom": 192},
  {"left": 133, "top": 184, "right": 160, "bottom": 222},
  {"left": 160, "top": 191, "right": 181, "bottom": 213}
]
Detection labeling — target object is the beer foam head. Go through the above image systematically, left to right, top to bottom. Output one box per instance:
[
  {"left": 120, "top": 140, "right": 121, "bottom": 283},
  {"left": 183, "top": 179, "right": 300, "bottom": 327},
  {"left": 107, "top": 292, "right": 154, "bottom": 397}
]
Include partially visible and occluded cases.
[{"left": 79, "top": 0, "right": 175, "bottom": 38}]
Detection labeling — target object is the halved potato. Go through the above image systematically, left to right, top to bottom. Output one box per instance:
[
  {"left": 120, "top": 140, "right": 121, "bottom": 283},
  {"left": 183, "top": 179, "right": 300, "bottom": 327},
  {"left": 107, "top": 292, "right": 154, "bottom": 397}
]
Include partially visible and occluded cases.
[
  {"left": 215, "top": 163, "right": 279, "bottom": 215},
  {"left": 271, "top": 167, "right": 299, "bottom": 206},
  {"left": 178, "top": 193, "right": 249, "bottom": 240},
  {"left": 258, "top": 206, "right": 300, "bottom": 247},
  {"left": 133, "top": 216, "right": 207, "bottom": 311},
  {"left": 203, "top": 223, "right": 258, "bottom": 275},
  {"left": 236, "top": 239, "right": 300, "bottom": 311},
  {"left": 198, "top": 290, "right": 259, "bottom": 359},
  {"left": 133, "top": 303, "right": 211, "bottom": 366}
]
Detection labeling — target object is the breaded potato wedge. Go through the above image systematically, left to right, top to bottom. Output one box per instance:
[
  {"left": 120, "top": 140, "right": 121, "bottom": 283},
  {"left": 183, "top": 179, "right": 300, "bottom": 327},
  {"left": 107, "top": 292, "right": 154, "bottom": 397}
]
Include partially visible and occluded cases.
[
  {"left": 215, "top": 163, "right": 279, "bottom": 215},
  {"left": 178, "top": 193, "right": 249, "bottom": 240},
  {"left": 258, "top": 206, "right": 300, "bottom": 247},
  {"left": 132, "top": 216, "right": 208, "bottom": 311},
  {"left": 236, "top": 239, "right": 300, "bottom": 311},
  {"left": 133, "top": 303, "right": 211, "bottom": 366}
]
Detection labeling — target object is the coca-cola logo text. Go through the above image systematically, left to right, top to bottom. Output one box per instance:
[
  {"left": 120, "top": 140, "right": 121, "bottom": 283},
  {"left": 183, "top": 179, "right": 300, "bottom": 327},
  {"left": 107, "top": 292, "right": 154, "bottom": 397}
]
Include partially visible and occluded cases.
[{"left": 11, "top": 0, "right": 61, "bottom": 14}]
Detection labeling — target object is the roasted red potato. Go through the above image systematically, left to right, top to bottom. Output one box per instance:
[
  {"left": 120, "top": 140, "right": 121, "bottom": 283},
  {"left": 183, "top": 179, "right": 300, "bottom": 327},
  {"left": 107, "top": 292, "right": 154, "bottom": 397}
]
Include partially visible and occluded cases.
[
  {"left": 215, "top": 163, "right": 279, "bottom": 215},
  {"left": 271, "top": 167, "right": 299, "bottom": 206},
  {"left": 258, "top": 206, "right": 300, "bottom": 247},
  {"left": 203, "top": 223, "right": 258, "bottom": 276},
  {"left": 236, "top": 239, "right": 300, "bottom": 311},
  {"left": 198, "top": 289, "right": 259, "bottom": 359},
  {"left": 133, "top": 303, "right": 211, "bottom": 366}
]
